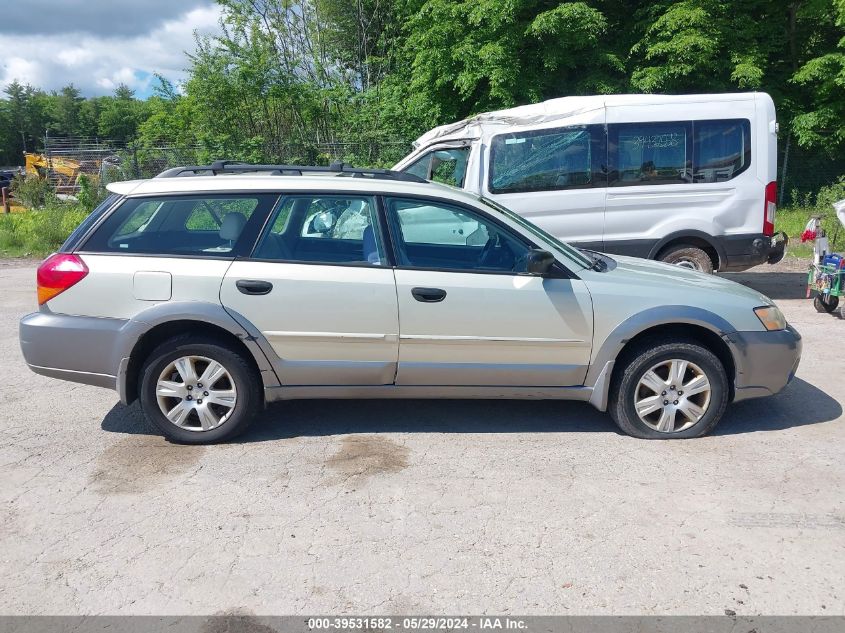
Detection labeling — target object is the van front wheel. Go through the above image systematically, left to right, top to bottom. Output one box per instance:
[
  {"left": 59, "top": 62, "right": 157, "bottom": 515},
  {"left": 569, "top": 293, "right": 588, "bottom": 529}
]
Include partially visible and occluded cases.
[{"left": 658, "top": 245, "right": 714, "bottom": 274}]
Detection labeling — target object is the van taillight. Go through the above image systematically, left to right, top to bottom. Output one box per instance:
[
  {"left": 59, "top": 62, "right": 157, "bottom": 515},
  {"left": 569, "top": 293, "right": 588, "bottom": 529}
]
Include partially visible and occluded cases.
[
  {"left": 763, "top": 181, "right": 777, "bottom": 237},
  {"left": 37, "top": 253, "right": 88, "bottom": 305}
]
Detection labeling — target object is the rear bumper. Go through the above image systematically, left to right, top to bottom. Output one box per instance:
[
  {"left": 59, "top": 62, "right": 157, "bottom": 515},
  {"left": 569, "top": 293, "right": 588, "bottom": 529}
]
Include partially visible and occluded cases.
[
  {"left": 717, "top": 232, "right": 788, "bottom": 271},
  {"left": 19, "top": 311, "right": 126, "bottom": 391},
  {"left": 725, "top": 324, "right": 802, "bottom": 402}
]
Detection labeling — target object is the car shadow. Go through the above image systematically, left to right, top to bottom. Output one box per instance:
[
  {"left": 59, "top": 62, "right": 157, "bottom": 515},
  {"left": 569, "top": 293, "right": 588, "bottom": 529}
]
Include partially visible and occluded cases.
[
  {"left": 721, "top": 271, "right": 808, "bottom": 300},
  {"left": 101, "top": 377, "right": 840, "bottom": 442},
  {"left": 715, "top": 377, "right": 842, "bottom": 435}
]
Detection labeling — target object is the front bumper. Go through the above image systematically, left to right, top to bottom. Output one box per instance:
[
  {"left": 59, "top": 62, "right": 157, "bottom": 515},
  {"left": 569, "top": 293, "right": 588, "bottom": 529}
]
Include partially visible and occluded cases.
[{"left": 725, "top": 324, "right": 802, "bottom": 402}]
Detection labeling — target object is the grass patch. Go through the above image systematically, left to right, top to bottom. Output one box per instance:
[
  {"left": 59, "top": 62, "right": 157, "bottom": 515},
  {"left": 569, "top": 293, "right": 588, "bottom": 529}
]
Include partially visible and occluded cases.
[
  {"left": 0, "top": 204, "right": 90, "bottom": 258},
  {"left": 778, "top": 204, "right": 844, "bottom": 257}
]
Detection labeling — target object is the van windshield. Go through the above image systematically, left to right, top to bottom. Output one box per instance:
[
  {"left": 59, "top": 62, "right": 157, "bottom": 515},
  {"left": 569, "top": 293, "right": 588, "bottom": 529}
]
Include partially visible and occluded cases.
[{"left": 477, "top": 196, "right": 593, "bottom": 270}]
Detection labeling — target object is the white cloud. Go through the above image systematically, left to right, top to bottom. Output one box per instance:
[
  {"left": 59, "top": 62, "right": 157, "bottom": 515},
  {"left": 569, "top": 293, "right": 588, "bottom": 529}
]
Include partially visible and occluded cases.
[{"left": 0, "top": 4, "right": 223, "bottom": 97}]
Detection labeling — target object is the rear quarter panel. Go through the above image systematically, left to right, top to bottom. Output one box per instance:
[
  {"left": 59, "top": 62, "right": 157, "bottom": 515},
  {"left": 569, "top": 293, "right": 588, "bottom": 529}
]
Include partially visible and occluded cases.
[{"left": 45, "top": 254, "right": 232, "bottom": 319}]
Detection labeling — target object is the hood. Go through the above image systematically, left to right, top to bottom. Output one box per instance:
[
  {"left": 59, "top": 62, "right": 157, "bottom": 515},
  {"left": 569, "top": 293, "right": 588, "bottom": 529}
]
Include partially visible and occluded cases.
[{"left": 607, "top": 255, "right": 773, "bottom": 305}]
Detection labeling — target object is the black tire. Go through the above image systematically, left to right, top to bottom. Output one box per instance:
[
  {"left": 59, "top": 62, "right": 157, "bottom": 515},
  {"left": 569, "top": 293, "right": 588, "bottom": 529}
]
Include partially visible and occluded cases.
[
  {"left": 658, "top": 245, "right": 714, "bottom": 274},
  {"left": 814, "top": 295, "right": 839, "bottom": 313},
  {"left": 139, "top": 335, "right": 262, "bottom": 444},
  {"left": 609, "top": 339, "right": 729, "bottom": 439}
]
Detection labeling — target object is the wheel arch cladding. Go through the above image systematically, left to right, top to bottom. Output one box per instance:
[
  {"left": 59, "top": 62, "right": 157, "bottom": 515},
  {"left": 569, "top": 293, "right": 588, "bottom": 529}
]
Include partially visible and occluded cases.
[
  {"left": 118, "top": 302, "right": 278, "bottom": 404},
  {"left": 588, "top": 306, "right": 738, "bottom": 405}
]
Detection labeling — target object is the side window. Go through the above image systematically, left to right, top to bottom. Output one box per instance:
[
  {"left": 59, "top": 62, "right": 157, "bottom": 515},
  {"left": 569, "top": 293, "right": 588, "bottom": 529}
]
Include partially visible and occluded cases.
[
  {"left": 693, "top": 119, "right": 751, "bottom": 182},
  {"left": 609, "top": 121, "right": 692, "bottom": 186},
  {"left": 489, "top": 126, "right": 601, "bottom": 194},
  {"left": 401, "top": 147, "right": 470, "bottom": 187},
  {"left": 403, "top": 154, "right": 432, "bottom": 181},
  {"left": 60, "top": 193, "right": 119, "bottom": 251},
  {"left": 83, "top": 194, "right": 273, "bottom": 256},
  {"left": 253, "top": 196, "right": 385, "bottom": 266},
  {"left": 385, "top": 197, "right": 532, "bottom": 273},
  {"left": 185, "top": 198, "right": 259, "bottom": 231}
]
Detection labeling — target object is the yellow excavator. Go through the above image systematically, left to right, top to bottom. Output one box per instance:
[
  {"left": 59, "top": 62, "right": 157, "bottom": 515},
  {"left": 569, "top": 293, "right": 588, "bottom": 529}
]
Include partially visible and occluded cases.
[{"left": 24, "top": 153, "right": 88, "bottom": 192}]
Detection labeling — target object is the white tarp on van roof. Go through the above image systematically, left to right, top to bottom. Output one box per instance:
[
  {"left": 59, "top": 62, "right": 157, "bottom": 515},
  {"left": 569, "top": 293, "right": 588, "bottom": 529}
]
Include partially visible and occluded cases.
[{"left": 412, "top": 92, "right": 760, "bottom": 149}]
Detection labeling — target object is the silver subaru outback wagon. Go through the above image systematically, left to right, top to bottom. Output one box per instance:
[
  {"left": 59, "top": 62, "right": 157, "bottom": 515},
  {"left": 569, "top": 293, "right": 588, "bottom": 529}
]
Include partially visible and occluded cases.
[{"left": 19, "top": 162, "right": 801, "bottom": 444}]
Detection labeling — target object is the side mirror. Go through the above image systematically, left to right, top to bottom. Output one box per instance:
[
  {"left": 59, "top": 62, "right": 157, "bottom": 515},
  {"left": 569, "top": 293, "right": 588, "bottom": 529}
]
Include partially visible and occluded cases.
[{"left": 525, "top": 248, "right": 555, "bottom": 275}]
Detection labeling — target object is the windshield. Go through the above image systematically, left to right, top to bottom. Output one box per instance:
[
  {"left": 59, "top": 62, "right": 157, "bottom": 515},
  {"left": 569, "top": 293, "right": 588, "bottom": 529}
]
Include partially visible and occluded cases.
[{"left": 477, "top": 196, "right": 593, "bottom": 269}]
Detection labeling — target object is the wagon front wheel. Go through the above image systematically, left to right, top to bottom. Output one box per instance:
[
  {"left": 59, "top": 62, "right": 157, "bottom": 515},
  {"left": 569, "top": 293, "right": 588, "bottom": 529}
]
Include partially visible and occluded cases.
[{"left": 609, "top": 340, "right": 729, "bottom": 439}]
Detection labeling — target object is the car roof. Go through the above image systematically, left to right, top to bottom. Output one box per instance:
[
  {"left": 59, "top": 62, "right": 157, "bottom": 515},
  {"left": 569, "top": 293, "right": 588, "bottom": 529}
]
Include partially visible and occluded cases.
[{"left": 106, "top": 174, "right": 478, "bottom": 204}]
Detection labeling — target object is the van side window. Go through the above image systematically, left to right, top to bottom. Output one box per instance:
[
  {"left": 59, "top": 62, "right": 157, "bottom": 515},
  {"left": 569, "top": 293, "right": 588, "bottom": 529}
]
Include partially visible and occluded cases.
[
  {"left": 693, "top": 119, "right": 751, "bottom": 182},
  {"left": 609, "top": 122, "right": 692, "bottom": 186},
  {"left": 489, "top": 126, "right": 602, "bottom": 194},
  {"left": 403, "top": 147, "right": 470, "bottom": 187}
]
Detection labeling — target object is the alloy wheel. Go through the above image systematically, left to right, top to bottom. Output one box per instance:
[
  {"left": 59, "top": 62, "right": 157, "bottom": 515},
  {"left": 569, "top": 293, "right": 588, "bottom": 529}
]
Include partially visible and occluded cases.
[
  {"left": 155, "top": 355, "right": 238, "bottom": 431},
  {"left": 633, "top": 359, "right": 712, "bottom": 433}
]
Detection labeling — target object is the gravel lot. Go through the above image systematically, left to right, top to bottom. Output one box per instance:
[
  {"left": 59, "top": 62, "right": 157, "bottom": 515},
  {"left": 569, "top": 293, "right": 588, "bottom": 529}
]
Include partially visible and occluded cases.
[{"left": 0, "top": 259, "right": 843, "bottom": 616}]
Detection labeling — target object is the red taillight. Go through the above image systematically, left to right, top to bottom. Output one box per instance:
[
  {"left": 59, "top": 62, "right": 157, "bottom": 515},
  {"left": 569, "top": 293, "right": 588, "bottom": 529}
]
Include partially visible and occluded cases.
[
  {"left": 763, "top": 181, "right": 777, "bottom": 237},
  {"left": 37, "top": 253, "right": 88, "bottom": 305}
]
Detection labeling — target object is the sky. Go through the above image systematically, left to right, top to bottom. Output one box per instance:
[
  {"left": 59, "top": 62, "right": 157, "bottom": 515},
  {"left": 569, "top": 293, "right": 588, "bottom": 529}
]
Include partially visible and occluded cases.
[{"left": 0, "top": 0, "right": 223, "bottom": 98}]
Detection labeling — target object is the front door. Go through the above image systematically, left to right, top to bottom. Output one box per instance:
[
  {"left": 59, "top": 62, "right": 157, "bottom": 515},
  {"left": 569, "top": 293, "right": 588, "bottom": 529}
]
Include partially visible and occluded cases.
[
  {"left": 220, "top": 194, "right": 399, "bottom": 385},
  {"left": 383, "top": 196, "right": 593, "bottom": 387}
]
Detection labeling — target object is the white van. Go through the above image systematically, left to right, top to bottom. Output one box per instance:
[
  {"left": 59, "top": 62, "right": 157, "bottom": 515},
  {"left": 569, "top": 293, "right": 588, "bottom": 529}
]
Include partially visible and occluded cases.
[{"left": 393, "top": 93, "right": 786, "bottom": 272}]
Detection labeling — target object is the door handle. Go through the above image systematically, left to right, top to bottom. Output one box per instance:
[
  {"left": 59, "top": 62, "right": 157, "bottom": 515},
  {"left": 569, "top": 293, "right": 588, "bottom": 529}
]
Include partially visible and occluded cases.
[
  {"left": 236, "top": 279, "right": 273, "bottom": 295},
  {"left": 411, "top": 287, "right": 447, "bottom": 303}
]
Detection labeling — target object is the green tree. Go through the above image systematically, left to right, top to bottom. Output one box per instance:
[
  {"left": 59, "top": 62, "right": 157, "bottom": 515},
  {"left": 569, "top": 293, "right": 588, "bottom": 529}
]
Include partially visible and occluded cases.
[
  {"left": 401, "top": 0, "right": 621, "bottom": 124},
  {"left": 792, "top": 0, "right": 845, "bottom": 150},
  {"left": 3, "top": 80, "right": 48, "bottom": 161},
  {"left": 48, "top": 84, "right": 84, "bottom": 137},
  {"left": 98, "top": 85, "right": 145, "bottom": 142}
]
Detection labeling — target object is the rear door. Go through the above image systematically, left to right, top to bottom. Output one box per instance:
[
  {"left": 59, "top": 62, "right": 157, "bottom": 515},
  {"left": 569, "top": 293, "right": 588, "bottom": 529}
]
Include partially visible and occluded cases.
[{"left": 220, "top": 194, "right": 400, "bottom": 386}]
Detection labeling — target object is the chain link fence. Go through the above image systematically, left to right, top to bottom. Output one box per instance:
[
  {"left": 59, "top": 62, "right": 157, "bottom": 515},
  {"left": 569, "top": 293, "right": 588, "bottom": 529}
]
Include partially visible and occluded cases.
[
  {"left": 38, "top": 136, "right": 843, "bottom": 206},
  {"left": 37, "top": 138, "right": 412, "bottom": 193},
  {"left": 778, "top": 140, "right": 845, "bottom": 206}
]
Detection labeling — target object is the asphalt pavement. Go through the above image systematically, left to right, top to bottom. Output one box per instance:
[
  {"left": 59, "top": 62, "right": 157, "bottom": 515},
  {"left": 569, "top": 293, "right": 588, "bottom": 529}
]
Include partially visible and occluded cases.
[{"left": 0, "top": 260, "right": 842, "bottom": 615}]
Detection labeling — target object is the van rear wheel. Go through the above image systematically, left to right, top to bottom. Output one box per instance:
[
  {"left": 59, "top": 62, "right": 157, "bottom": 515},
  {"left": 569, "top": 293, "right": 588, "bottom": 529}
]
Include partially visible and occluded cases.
[{"left": 658, "top": 245, "right": 714, "bottom": 274}]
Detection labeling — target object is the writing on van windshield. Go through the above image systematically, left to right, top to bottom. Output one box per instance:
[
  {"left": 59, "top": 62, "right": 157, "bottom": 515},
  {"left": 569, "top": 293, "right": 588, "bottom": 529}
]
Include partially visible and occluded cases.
[{"left": 626, "top": 132, "right": 683, "bottom": 149}]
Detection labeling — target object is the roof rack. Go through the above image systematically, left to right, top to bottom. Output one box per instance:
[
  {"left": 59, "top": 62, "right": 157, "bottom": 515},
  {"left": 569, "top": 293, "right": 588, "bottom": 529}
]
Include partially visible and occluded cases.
[{"left": 155, "top": 160, "right": 427, "bottom": 183}]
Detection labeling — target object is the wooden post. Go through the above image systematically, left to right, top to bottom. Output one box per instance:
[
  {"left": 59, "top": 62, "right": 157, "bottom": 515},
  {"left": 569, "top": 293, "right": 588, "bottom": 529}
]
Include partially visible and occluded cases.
[{"left": 1, "top": 187, "right": 9, "bottom": 214}]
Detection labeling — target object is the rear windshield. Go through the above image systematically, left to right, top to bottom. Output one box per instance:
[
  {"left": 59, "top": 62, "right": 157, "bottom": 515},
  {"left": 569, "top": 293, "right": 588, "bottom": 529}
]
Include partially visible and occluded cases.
[{"left": 81, "top": 194, "right": 278, "bottom": 257}]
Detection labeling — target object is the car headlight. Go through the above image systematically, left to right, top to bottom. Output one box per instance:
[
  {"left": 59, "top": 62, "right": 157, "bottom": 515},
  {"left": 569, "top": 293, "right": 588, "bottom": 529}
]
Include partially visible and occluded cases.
[{"left": 754, "top": 305, "right": 787, "bottom": 331}]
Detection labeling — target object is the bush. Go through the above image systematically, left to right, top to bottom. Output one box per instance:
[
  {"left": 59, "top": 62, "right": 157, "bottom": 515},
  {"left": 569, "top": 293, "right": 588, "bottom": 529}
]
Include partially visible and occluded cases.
[
  {"left": 9, "top": 174, "right": 54, "bottom": 209},
  {"left": 76, "top": 174, "right": 108, "bottom": 210}
]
